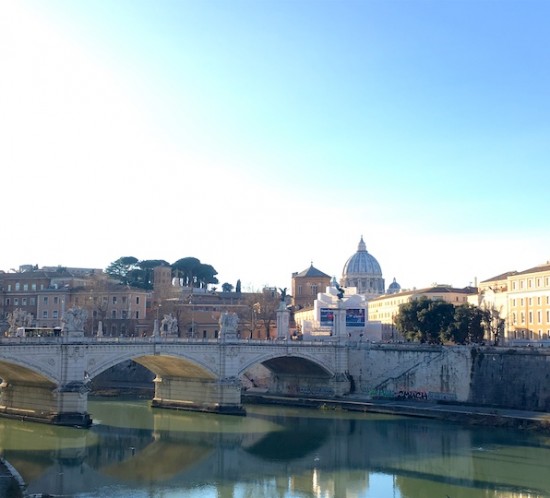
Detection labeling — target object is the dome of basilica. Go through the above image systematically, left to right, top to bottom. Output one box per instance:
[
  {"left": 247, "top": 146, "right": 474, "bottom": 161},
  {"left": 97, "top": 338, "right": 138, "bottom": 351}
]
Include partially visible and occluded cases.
[
  {"left": 341, "top": 236, "right": 385, "bottom": 298},
  {"left": 387, "top": 277, "right": 401, "bottom": 294}
]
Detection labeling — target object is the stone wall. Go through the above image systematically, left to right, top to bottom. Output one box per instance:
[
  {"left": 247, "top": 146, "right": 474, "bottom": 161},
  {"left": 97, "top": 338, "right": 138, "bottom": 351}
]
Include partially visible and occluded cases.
[{"left": 348, "top": 344, "right": 550, "bottom": 411}]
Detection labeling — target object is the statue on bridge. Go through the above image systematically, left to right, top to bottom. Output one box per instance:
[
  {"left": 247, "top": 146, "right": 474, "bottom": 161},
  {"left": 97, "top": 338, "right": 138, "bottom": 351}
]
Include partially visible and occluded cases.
[
  {"left": 62, "top": 307, "right": 88, "bottom": 333},
  {"left": 6, "top": 308, "right": 33, "bottom": 336},
  {"left": 219, "top": 311, "right": 239, "bottom": 342},
  {"left": 161, "top": 314, "right": 179, "bottom": 336}
]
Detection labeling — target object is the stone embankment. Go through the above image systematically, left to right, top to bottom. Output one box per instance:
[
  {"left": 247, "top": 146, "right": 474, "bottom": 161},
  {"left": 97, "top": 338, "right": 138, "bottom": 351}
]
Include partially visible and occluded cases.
[{"left": 243, "top": 392, "right": 550, "bottom": 432}]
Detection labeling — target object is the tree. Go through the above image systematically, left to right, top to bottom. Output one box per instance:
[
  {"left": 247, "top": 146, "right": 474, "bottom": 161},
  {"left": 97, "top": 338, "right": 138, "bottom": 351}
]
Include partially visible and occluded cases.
[
  {"left": 105, "top": 257, "right": 139, "bottom": 284},
  {"left": 106, "top": 257, "right": 170, "bottom": 290},
  {"left": 171, "top": 257, "right": 201, "bottom": 287},
  {"left": 171, "top": 258, "right": 218, "bottom": 289},
  {"left": 134, "top": 259, "right": 170, "bottom": 290},
  {"left": 194, "top": 263, "right": 219, "bottom": 288},
  {"left": 236, "top": 279, "right": 242, "bottom": 293},
  {"left": 222, "top": 282, "right": 234, "bottom": 292},
  {"left": 394, "top": 297, "right": 454, "bottom": 344},
  {"left": 394, "top": 297, "right": 428, "bottom": 342},
  {"left": 417, "top": 300, "right": 454, "bottom": 344},
  {"left": 444, "top": 304, "right": 485, "bottom": 344},
  {"left": 481, "top": 305, "right": 505, "bottom": 345}
]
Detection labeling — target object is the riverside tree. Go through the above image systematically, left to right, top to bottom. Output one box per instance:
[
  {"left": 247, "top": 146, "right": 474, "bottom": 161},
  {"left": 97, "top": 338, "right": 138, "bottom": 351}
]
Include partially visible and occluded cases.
[{"left": 395, "top": 298, "right": 489, "bottom": 345}]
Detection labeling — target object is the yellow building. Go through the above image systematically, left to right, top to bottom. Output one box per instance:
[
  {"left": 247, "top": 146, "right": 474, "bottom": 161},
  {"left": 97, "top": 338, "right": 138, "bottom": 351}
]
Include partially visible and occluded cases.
[{"left": 506, "top": 262, "right": 550, "bottom": 340}]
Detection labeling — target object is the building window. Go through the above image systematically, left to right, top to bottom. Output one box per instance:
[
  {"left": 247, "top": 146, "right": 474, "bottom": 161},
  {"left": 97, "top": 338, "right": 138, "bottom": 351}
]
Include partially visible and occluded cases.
[
  {"left": 15, "top": 283, "right": 20, "bottom": 291},
  {"left": 32, "top": 283, "right": 36, "bottom": 291},
  {"left": 7, "top": 284, "right": 12, "bottom": 291},
  {"left": 23, "top": 284, "right": 28, "bottom": 291},
  {"left": 311, "top": 285, "right": 318, "bottom": 295},
  {"left": 298, "top": 286, "right": 302, "bottom": 296},
  {"left": 54, "top": 296, "right": 59, "bottom": 304},
  {"left": 112, "top": 296, "right": 117, "bottom": 304},
  {"left": 122, "top": 296, "right": 127, "bottom": 304},
  {"left": 30, "top": 297, "right": 35, "bottom": 305},
  {"left": 43, "top": 297, "right": 48, "bottom": 304},
  {"left": 136, "top": 297, "right": 140, "bottom": 305},
  {"left": 538, "top": 297, "right": 541, "bottom": 305},
  {"left": 5, "top": 298, "right": 10, "bottom": 306},
  {"left": 14, "top": 298, "right": 19, "bottom": 306},
  {"left": 22, "top": 298, "right": 27, "bottom": 306},
  {"left": 520, "top": 298, "right": 524, "bottom": 306},
  {"left": 529, "top": 298, "right": 532, "bottom": 305},
  {"left": 512, "top": 299, "right": 516, "bottom": 306},
  {"left": 53, "top": 310, "right": 58, "bottom": 319},
  {"left": 112, "top": 310, "right": 116, "bottom": 319},
  {"left": 122, "top": 310, "right": 128, "bottom": 319},
  {"left": 547, "top": 310, "right": 550, "bottom": 323},
  {"left": 42, "top": 311, "right": 48, "bottom": 318},
  {"left": 135, "top": 311, "right": 139, "bottom": 319},
  {"left": 529, "top": 311, "right": 533, "bottom": 324},
  {"left": 538, "top": 311, "right": 542, "bottom": 324},
  {"left": 521, "top": 312, "right": 525, "bottom": 324}
]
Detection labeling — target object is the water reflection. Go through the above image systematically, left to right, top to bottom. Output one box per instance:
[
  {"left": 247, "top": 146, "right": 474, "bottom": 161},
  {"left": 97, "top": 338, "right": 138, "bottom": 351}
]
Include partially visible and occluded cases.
[{"left": 0, "top": 399, "right": 549, "bottom": 497}]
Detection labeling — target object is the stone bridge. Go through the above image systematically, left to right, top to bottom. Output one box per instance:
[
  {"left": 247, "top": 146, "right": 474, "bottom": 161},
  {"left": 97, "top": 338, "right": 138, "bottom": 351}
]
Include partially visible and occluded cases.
[{"left": 0, "top": 335, "right": 350, "bottom": 426}]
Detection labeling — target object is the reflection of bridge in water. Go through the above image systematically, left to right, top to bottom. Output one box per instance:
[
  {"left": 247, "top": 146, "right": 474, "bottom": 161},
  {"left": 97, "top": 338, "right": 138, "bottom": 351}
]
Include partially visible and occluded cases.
[
  {"left": 0, "top": 336, "right": 350, "bottom": 426},
  {"left": 2, "top": 401, "right": 547, "bottom": 497}
]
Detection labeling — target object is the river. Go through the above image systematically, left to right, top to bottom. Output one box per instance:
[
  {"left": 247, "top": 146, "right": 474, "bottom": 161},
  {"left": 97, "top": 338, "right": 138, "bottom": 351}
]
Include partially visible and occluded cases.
[{"left": 0, "top": 398, "right": 549, "bottom": 497}]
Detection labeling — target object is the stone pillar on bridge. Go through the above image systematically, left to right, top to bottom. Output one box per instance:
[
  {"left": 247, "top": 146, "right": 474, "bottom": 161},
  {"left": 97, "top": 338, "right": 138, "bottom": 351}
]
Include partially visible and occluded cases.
[
  {"left": 333, "top": 301, "right": 348, "bottom": 343},
  {"left": 276, "top": 302, "right": 290, "bottom": 340},
  {"left": 50, "top": 308, "right": 92, "bottom": 426}
]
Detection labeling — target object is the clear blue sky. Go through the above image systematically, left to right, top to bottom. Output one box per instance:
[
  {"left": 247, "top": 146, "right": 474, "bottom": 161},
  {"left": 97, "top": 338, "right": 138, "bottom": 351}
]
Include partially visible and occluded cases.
[{"left": 1, "top": 0, "right": 549, "bottom": 291}]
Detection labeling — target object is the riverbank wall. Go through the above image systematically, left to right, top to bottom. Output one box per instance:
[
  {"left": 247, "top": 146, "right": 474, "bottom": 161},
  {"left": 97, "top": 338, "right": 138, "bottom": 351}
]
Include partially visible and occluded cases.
[{"left": 348, "top": 343, "right": 550, "bottom": 412}]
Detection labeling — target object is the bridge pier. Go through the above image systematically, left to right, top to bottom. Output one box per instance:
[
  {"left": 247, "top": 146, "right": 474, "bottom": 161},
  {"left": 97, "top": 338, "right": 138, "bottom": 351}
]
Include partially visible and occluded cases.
[
  {"left": 151, "top": 375, "right": 245, "bottom": 415},
  {"left": 0, "top": 380, "right": 92, "bottom": 427}
]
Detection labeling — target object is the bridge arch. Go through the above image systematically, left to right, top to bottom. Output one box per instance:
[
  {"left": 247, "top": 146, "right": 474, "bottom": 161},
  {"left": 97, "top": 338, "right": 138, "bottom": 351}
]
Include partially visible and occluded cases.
[
  {"left": 86, "top": 351, "right": 218, "bottom": 381},
  {"left": 238, "top": 352, "right": 335, "bottom": 379},
  {"left": 0, "top": 359, "right": 58, "bottom": 386}
]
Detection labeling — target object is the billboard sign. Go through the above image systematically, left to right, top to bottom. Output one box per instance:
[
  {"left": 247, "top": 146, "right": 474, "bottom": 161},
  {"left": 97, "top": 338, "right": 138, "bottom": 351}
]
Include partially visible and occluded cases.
[
  {"left": 320, "top": 308, "right": 335, "bottom": 326},
  {"left": 346, "top": 308, "right": 365, "bottom": 327}
]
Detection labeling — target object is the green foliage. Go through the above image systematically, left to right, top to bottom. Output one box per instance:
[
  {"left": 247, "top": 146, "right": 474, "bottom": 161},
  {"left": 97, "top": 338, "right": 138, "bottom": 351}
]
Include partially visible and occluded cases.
[
  {"left": 105, "top": 256, "right": 139, "bottom": 284},
  {"left": 105, "top": 257, "right": 170, "bottom": 290},
  {"left": 171, "top": 257, "right": 218, "bottom": 288},
  {"left": 222, "top": 282, "right": 234, "bottom": 292},
  {"left": 395, "top": 298, "right": 487, "bottom": 345},
  {"left": 445, "top": 304, "right": 486, "bottom": 344}
]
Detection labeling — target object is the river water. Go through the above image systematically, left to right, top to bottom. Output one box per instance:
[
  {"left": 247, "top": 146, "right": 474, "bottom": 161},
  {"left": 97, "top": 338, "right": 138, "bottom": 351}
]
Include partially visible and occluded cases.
[{"left": 1, "top": 398, "right": 549, "bottom": 498}]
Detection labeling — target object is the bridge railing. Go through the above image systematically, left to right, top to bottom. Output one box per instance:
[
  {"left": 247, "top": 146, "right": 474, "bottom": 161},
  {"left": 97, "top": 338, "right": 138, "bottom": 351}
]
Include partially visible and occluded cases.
[{"left": 0, "top": 335, "right": 338, "bottom": 346}]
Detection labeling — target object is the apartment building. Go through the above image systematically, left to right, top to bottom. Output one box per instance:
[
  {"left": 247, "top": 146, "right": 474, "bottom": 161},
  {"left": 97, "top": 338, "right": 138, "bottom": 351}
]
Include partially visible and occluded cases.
[
  {"left": 506, "top": 262, "right": 550, "bottom": 340},
  {"left": 0, "top": 267, "right": 148, "bottom": 336}
]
